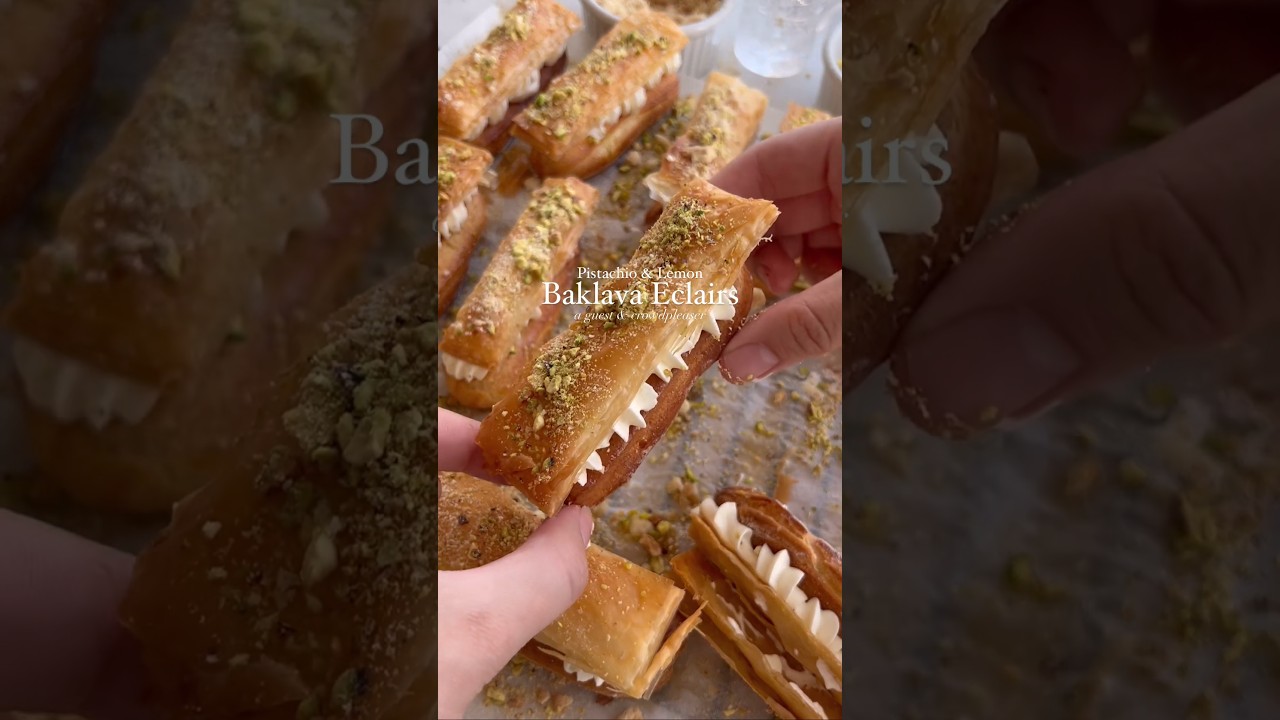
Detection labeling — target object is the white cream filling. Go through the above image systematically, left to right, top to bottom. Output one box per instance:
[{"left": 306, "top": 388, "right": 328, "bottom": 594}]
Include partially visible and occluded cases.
[
  {"left": 585, "top": 54, "right": 681, "bottom": 143},
  {"left": 464, "top": 56, "right": 563, "bottom": 141},
  {"left": 844, "top": 125, "right": 945, "bottom": 295},
  {"left": 438, "top": 188, "right": 477, "bottom": 244},
  {"left": 10, "top": 190, "right": 335, "bottom": 431},
  {"left": 573, "top": 300, "right": 733, "bottom": 486},
  {"left": 11, "top": 337, "right": 161, "bottom": 431},
  {"left": 441, "top": 352, "right": 489, "bottom": 382},
  {"left": 696, "top": 498, "right": 842, "bottom": 661},
  {"left": 762, "top": 655, "right": 828, "bottom": 717},
  {"left": 562, "top": 660, "right": 607, "bottom": 687}
]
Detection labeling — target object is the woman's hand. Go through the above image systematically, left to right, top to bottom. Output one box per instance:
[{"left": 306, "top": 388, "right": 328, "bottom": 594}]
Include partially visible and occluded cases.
[
  {"left": 712, "top": 118, "right": 844, "bottom": 383},
  {"left": 436, "top": 409, "right": 592, "bottom": 719}
]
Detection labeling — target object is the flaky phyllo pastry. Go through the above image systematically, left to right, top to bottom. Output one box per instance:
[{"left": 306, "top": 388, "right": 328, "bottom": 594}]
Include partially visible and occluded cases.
[
  {"left": 4, "top": 0, "right": 431, "bottom": 511},
  {"left": 438, "top": 0, "right": 580, "bottom": 151},
  {"left": 513, "top": 10, "right": 688, "bottom": 178},
  {"left": 644, "top": 71, "right": 768, "bottom": 205},
  {"left": 779, "top": 102, "right": 833, "bottom": 133},
  {"left": 437, "top": 136, "right": 495, "bottom": 310},
  {"left": 441, "top": 177, "right": 599, "bottom": 410},
  {"left": 476, "top": 178, "right": 778, "bottom": 515},
  {"left": 121, "top": 262, "right": 440, "bottom": 719},
  {"left": 439, "top": 472, "right": 701, "bottom": 699},
  {"left": 673, "top": 487, "right": 843, "bottom": 719}
]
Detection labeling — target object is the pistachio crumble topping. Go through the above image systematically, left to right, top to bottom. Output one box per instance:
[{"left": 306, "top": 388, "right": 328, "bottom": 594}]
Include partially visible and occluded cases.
[
  {"left": 523, "top": 23, "right": 673, "bottom": 140},
  {"left": 187, "top": 266, "right": 437, "bottom": 718}
]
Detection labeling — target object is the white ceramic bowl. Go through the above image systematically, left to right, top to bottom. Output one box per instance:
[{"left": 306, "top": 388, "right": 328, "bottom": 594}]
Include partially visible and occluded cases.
[
  {"left": 580, "top": 0, "right": 737, "bottom": 78},
  {"left": 818, "top": 20, "right": 841, "bottom": 115}
]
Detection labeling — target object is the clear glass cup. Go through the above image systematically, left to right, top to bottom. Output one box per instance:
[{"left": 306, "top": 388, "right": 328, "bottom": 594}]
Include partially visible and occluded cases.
[{"left": 732, "top": 0, "right": 839, "bottom": 78}]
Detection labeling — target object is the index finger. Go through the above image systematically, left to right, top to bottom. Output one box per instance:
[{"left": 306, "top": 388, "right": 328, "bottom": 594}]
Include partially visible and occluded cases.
[{"left": 711, "top": 118, "right": 843, "bottom": 204}]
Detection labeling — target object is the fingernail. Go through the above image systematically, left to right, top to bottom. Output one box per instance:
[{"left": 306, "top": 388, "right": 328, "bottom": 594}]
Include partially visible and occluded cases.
[
  {"left": 897, "top": 307, "right": 1081, "bottom": 425},
  {"left": 721, "top": 344, "right": 780, "bottom": 383},
  {"left": 574, "top": 506, "right": 594, "bottom": 547}
]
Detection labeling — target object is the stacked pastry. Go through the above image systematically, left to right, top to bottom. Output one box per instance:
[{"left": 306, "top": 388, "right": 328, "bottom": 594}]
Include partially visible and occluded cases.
[
  {"left": 4, "top": 0, "right": 432, "bottom": 512},
  {"left": 438, "top": 0, "right": 582, "bottom": 153},
  {"left": 840, "top": 0, "right": 1012, "bottom": 403},
  {"left": 513, "top": 11, "right": 688, "bottom": 179},
  {"left": 644, "top": 71, "right": 769, "bottom": 215},
  {"left": 436, "top": 136, "right": 494, "bottom": 311},
  {"left": 441, "top": 177, "right": 599, "bottom": 410},
  {"left": 476, "top": 179, "right": 778, "bottom": 514},
  {"left": 439, "top": 472, "right": 701, "bottom": 698},
  {"left": 672, "top": 487, "right": 843, "bottom": 719}
]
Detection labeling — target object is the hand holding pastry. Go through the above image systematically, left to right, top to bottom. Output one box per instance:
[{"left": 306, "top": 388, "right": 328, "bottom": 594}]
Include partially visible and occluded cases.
[
  {"left": 886, "top": 4, "right": 1280, "bottom": 437},
  {"left": 712, "top": 119, "right": 844, "bottom": 384},
  {"left": 436, "top": 411, "right": 593, "bottom": 720}
]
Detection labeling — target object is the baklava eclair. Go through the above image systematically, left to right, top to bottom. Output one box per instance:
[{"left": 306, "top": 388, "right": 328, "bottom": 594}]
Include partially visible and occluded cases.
[
  {"left": 0, "top": 0, "right": 113, "bottom": 222},
  {"left": 5, "top": 0, "right": 431, "bottom": 512},
  {"left": 8, "top": 0, "right": 427, "bottom": 397},
  {"left": 438, "top": 0, "right": 581, "bottom": 153},
  {"left": 841, "top": 0, "right": 1010, "bottom": 408},
  {"left": 512, "top": 11, "right": 687, "bottom": 179},
  {"left": 20, "top": 44, "right": 434, "bottom": 513},
  {"left": 644, "top": 71, "right": 768, "bottom": 209},
  {"left": 779, "top": 102, "right": 833, "bottom": 133},
  {"left": 437, "top": 136, "right": 495, "bottom": 311},
  {"left": 441, "top": 177, "right": 599, "bottom": 410},
  {"left": 476, "top": 178, "right": 778, "bottom": 516},
  {"left": 120, "top": 263, "right": 440, "bottom": 719},
  {"left": 440, "top": 472, "right": 702, "bottom": 699},
  {"left": 672, "top": 487, "right": 843, "bottom": 719}
]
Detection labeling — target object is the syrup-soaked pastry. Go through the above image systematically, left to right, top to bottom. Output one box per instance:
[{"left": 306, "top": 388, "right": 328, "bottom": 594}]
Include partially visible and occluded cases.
[
  {"left": 0, "top": 0, "right": 113, "bottom": 222},
  {"left": 2, "top": 0, "right": 432, "bottom": 438},
  {"left": 4, "top": 0, "right": 432, "bottom": 512},
  {"left": 438, "top": 0, "right": 581, "bottom": 153},
  {"left": 841, "top": 0, "right": 1010, "bottom": 402},
  {"left": 512, "top": 11, "right": 687, "bottom": 179},
  {"left": 21, "top": 43, "right": 434, "bottom": 513},
  {"left": 644, "top": 71, "right": 768, "bottom": 208},
  {"left": 778, "top": 102, "right": 833, "bottom": 133},
  {"left": 437, "top": 136, "right": 495, "bottom": 311},
  {"left": 441, "top": 177, "right": 598, "bottom": 410},
  {"left": 476, "top": 178, "right": 777, "bottom": 516},
  {"left": 120, "top": 262, "right": 440, "bottom": 719},
  {"left": 439, "top": 471, "right": 702, "bottom": 699},
  {"left": 672, "top": 487, "right": 842, "bottom": 719}
]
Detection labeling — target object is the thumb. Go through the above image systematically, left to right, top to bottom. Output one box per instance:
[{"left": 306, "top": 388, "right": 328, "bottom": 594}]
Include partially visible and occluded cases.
[
  {"left": 889, "top": 74, "right": 1280, "bottom": 437},
  {"left": 719, "top": 272, "right": 842, "bottom": 383},
  {"left": 437, "top": 506, "right": 592, "bottom": 718}
]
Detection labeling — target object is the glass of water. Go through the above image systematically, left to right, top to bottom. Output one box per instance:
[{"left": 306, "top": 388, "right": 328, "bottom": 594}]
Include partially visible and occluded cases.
[{"left": 733, "top": 0, "right": 839, "bottom": 79}]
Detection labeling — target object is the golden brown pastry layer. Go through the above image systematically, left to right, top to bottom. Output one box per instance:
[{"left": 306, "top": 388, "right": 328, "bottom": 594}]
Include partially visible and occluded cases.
[
  {"left": 6, "top": 0, "right": 430, "bottom": 386},
  {"left": 438, "top": 0, "right": 581, "bottom": 144},
  {"left": 513, "top": 11, "right": 687, "bottom": 178},
  {"left": 20, "top": 42, "right": 434, "bottom": 514},
  {"left": 843, "top": 64, "right": 997, "bottom": 392},
  {"left": 644, "top": 71, "right": 768, "bottom": 204},
  {"left": 779, "top": 102, "right": 833, "bottom": 133},
  {"left": 442, "top": 177, "right": 598, "bottom": 409},
  {"left": 476, "top": 179, "right": 778, "bottom": 516},
  {"left": 120, "top": 262, "right": 439, "bottom": 719},
  {"left": 438, "top": 472, "right": 701, "bottom": 699},
  {"left": 673, "top": 487, "right": 844, "bottom": 719}
]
